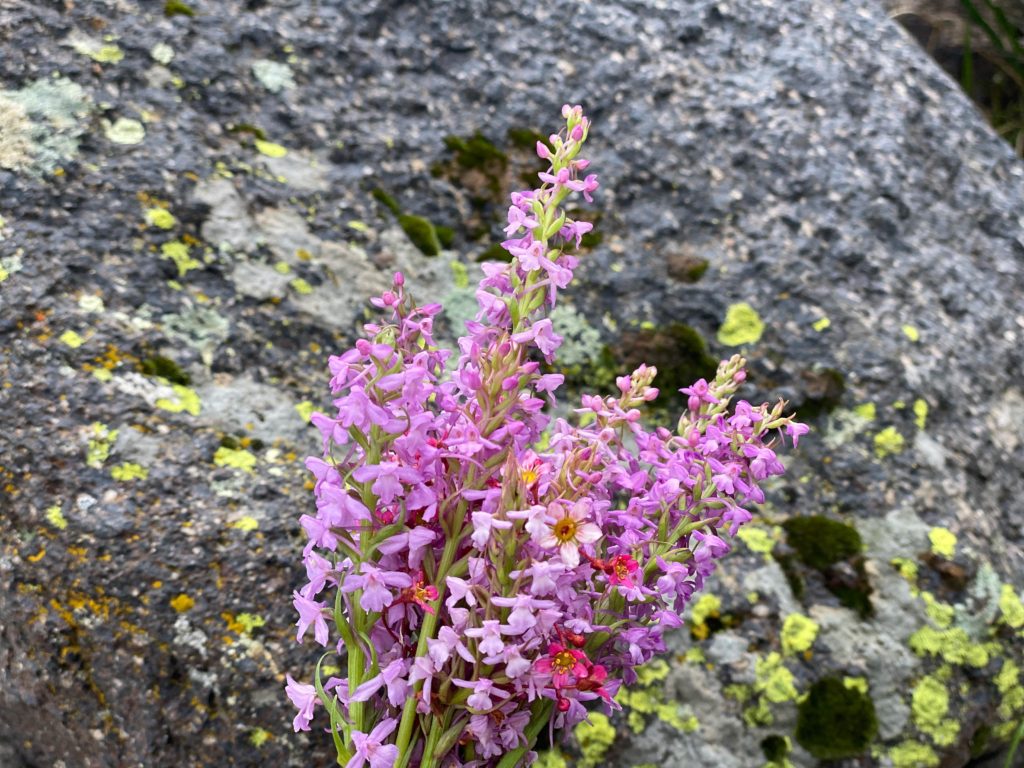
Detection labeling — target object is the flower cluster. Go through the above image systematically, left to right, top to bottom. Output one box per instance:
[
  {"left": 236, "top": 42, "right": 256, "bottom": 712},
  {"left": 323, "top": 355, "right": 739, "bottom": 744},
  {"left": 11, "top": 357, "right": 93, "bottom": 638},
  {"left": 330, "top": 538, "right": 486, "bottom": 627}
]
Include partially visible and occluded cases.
[{"left": 288, "top": 105, "right": 807, "bottom": 768}]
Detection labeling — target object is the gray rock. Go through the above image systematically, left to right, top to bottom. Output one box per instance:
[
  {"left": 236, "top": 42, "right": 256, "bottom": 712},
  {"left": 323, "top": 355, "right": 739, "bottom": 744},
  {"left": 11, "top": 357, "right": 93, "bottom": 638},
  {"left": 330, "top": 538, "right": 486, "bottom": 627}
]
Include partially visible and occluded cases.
[{"left": 1, "top": 0, "right": 1022, "bottom": 766}]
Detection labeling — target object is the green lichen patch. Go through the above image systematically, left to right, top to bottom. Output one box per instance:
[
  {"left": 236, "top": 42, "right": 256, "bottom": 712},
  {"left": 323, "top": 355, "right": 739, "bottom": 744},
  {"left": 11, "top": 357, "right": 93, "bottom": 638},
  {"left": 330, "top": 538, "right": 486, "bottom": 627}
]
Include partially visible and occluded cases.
[
  {"left": 251, "top": 59, "right": 295, "bottom": 93},
  {"left": 0, "top": 77, "right": 90, "bottom": 174},
  {"left": 105, "top": 118, "right": 145, "bottom": 146},
  {"left": 254, "top": 139, "right": 287, "bottom": 158},
  {"left": 145, "top": 208, "right": 177, "bottom": 230},
  {"left": 399, "top": 214, "right": 442, "bottom": 256},
  {"left": 161, "top": 241, "right": 201, "bottom": 276},
  {"left": 717, "top": 302, "right": 764, "bottom": 346},
  {"left": 155, "top": 384, "right": 201, "bottom": 416},
  {"left": 913, "top": 398, "right": 929, "bottom": 429},
  {"left": 86, "top": 423, "right": 119, "bottom": 468},
  {"left": 214, "top": 446, "right": 257, "bottom": 472},
  {"left": 111, "top": 462, "right": 149, "bottom": 481},
  {"left": 45, "top": 505, "right": 68, "bottom": 530},
  {"left": 999, "top": 584, "right": 1024, "bottom": 629},
  {"left": 755, "top": 652, "right": 798, "bottom": 704},
  {"left": 795, "top": 676, "right": 877, "bottom": 760},
  {"left": 574, "top": 712, "right": 616, "bottom": 768}
]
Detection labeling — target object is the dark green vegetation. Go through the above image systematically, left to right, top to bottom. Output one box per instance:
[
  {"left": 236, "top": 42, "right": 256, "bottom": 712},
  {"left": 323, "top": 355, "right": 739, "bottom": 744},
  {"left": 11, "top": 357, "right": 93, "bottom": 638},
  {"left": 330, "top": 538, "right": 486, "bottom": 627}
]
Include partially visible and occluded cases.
[
  {"left": 163, "top": 0, "right": 195, "bottom": 18},
  {"left": 895, "top": 1, "right": 1024, "bottom": 154},
  {"left": 438, "top": 133, "right": 508, "bottom": 201},
  {"left": 398, "top": 214, "right": 442, "bottom": 257},
  {"left": 601, "top": 322, "right": 718, "bottom": 410},
  {"left": 139, "top": 355, "right": 190, "bottom": 386},
  {"left": 781, "top": 516, "right": 874, "bottom": 617},
  {"left": 795, "top": 677, "right": 878, "bottom": 760},
  {"left": 760, "top": 735, "right": 789, "bottom": 763}
]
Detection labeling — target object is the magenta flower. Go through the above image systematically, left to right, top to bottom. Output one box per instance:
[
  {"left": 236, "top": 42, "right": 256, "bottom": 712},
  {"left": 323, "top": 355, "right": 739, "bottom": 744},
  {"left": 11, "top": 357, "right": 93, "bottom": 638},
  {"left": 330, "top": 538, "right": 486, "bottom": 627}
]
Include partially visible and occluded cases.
[{"left": 352, "top": 462, "right": 423, "bottom": 505}]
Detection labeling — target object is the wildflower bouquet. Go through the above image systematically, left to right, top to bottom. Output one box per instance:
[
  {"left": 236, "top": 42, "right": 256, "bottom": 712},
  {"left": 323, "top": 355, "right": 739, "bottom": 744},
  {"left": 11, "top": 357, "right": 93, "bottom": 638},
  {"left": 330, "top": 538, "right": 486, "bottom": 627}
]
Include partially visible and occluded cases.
[{"left": 288, "top": 105, "right": 807, "bottom": 767}]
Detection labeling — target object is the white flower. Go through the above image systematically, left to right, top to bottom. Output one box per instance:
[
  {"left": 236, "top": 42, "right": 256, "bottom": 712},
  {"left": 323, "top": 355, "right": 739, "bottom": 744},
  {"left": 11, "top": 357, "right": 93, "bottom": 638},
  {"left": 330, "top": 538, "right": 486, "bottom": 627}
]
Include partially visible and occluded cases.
[{"left": 538, "top": 500, "right": 601, "bottom": 567}]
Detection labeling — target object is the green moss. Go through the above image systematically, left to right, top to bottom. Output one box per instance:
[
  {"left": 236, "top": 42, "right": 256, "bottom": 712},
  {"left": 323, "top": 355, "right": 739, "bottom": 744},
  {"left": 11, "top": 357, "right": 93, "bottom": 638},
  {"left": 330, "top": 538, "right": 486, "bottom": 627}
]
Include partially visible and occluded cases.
[
  {"left": 164, "top": 0, "right": 196, "bottom": 17},
  {"left": 225, "top": 123, "right": 268, "bottom": 141},
  {"left": 506, "top": 127, "right": 548, "bottom": 150},
  {"left": 440, "top": 133, "right": 509, "bottom": 202},
  {"left": 445, "top": 133, "right": 507, "bottom": 171},
  {"left": 371, "top": 187, "right": 401, "bottom": 215},
  {"left": 399, "top": 214, "right": 442, "bottom": 256},
  {"left": 435, "top": 225, "right": 455, "bottom": 249},
  {"left": 477, "top": 242, "right": 511, "bottom": 262},
  {"left": 717, "top": 302, "right": 764, "bottom": 346},
  {"left": 140, "top": 355, "right": 191, "bottom": 385},
  {"left": 783, "top": 516, "right": 862, "bottom": 570},
  {"left": 772, "top": 552, "right": 806, "bottom": 601},
  {"left": 781, "top": 613, "right": 819, "bottom": 656},
  {"left": 795, "top": 677, "right": 877, "bottom": 759},
  {"left": 969, "top": 724, "right": 991, "bottom": 758},
  {"left": 760, "top": 735, "right": 789, "bottom": 763}
]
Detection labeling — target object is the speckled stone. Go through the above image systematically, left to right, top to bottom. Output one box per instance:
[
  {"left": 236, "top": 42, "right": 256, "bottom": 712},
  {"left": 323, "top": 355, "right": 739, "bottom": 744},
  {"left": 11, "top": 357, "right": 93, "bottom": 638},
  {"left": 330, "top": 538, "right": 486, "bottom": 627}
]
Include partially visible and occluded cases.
[{"left": 1, "top": 1, "right": 1022, "bottom": 767}]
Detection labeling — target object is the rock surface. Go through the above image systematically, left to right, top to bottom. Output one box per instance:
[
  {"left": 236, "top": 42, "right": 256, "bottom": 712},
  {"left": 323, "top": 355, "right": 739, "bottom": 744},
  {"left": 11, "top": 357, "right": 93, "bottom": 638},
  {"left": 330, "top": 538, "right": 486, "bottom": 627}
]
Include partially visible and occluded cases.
[{"left": 1, "top": 1, "right": 1023, "bottom": 767}]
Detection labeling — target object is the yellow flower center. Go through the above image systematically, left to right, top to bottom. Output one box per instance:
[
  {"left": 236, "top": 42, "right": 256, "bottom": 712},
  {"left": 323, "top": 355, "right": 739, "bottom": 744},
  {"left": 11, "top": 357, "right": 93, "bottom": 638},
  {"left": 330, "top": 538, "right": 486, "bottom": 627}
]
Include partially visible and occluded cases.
[
  {"left": 521, "top": 467, "right": 539, "bottom": 485},
  {"left": 552, "top": 516, "right": 578, "bottom": 544},
  {"left": 552, "top": 650, "right": 576, "bottom": 674}
]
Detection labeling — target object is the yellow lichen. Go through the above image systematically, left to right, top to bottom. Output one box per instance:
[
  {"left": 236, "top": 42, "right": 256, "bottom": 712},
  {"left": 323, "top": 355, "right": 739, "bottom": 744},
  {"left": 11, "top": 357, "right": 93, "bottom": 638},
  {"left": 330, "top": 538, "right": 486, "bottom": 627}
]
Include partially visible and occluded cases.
[
  {"left": 254, "top": 139, "right": 287, "bottom": 157},
  {"left": 145, "top": 208, "right": 176, "bottom": 229},
  {"left": 161, "top": 241, "right": 201, "bottom": 276},
  {"left": 289, "top": 277, "right": 313, "bottom": 294},
  {"left": 717, "top": 302, "right": 764, "bottom": 346},
  {"left": 812, "top": 317, "right": 831, "bottom": 332},
  {"left": 902, "top": 325, "right": 920, "bottom": 342},
  {"left": 60, "top": 330, "right": 85, "bottom": 348},
  {"left": 155, "top": 384, "right": 201, "bottom": 416},
  {"left": 913, "top": 399, "right": 928, "bottom": 429},
  {"left": 295, "top": 400, "right": 315, "bottom": 423},
  {"left": 852, "top": 402, "right": 876, "bottom": 421},
  {"left": 86, "top": 422, "right": 118, "bottom": 468},
  {"left": 873, "top": 426, "right": 905, "bottom": 458},
  {"left": 215, "top": 447, "right": 257, "bottom": 472},
  {"left": 110, "top": 462, "right": 149, "bottom": 481},
  {"left": 45, "top": 505, "right": 67, "bottom": 530},
  {"left": 229, "top": 516, "right": 260, "bottom": 532},
  {"left": 736, "top": 525, "right": 778, "bottom": 556},
  {"left": 928, "top": 528, "right": 956, "bottom": 559},
  {"left": 999, "top": 584, "right": 1024, "bottom": 629},
  {"left": 170, "top": 593, "right": 195, "bottom": 612},
  {"left": 920, "top": 593, "right": 954, "bottom": 629},
  {"left": 690, "top": 594, "right": 721, "bottom": 627},
  {"left": 781, "top": 613, "right": 819, "bottom": 656},
  {"left": 909, "top": 626, "right": 989, "bottom": 667},
  {"left": 755, "top": 653, "right": 798, "bottom": 703},
  {"left": 635, "top": 659, "right": 671, "bottom": 686},
  {"left": 995, "top": 660, "right": 1024, "bottom": 719},
  {"left": 911, "top": 674, "right": 959, "bottom": 747},
  {"left": 843, "top": 677, "right": 869, "bottom": 694},
  {"left": 575, "top": 712, "right": 616, "bottom": 768},
  {"left": 249, "top": 727, "right": 272, "bottom": 747},
  {"left": 889, "top": 741, "right": 938, "bottom": 768},
  {"left": 534, "top": 751, "right": 568, "bottom": 768}
]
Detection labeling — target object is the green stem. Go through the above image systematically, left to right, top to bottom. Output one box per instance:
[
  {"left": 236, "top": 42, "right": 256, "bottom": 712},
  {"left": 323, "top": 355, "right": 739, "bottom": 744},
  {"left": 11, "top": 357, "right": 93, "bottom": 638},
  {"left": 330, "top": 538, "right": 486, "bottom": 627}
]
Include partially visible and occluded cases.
[{"left": 394, "top": 531, "right": 463, "bottom": 764}]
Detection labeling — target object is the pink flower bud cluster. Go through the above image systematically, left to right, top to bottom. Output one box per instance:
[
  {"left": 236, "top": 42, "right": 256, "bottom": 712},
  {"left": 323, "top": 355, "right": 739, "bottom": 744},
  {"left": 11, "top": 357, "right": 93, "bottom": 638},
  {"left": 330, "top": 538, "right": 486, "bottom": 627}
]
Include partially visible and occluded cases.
[{"left": 288, "top": 106, "right": 807, "bottom": 768}]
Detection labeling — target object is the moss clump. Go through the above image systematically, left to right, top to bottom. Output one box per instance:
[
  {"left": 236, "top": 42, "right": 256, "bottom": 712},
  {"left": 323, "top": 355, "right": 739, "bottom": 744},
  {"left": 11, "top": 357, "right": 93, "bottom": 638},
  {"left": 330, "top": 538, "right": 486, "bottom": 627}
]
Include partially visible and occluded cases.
[
  {"left": 164, "top": 0, "right": 196, "bottom": 17},
  {"left": 226, "top": 123, "right": 268, "bottom": 140},
  {"left": 506, "top": 127, "right": 548, "bottom": 150},
  {"left": 439, "top": 133, "right": 508, "bottom": 203},
  {"left": 444, "top": 133, "right": 507, "bottom": 173},
  {"left": 371, "top": 187, "right": 401, "bottom": 216},
  {"left": 399, "top": 214, "right": 441, "bottom": 256},
  {"left": 435, "top": 225, "right": 455, "bottom": 249},
  {"left": 477, "top": 242, "right": 511, "bottom": 262},
  {"left": 605, "top": 322, "right": 719, "bottom": 410},
  {"left": 140, "top": 355, "right": 190, "bottom": 385},
  {"left": 783, "top": 516, "right": 861, "bottom": 570},
  {"left": 783, "top": 516, "right": 873, "bottom": 617},
  {"left": 795, "top": 677, "right": 877, "bottom": 759},
  {"left": 760, "top": 735, "right": 788, "bottom": 763}
]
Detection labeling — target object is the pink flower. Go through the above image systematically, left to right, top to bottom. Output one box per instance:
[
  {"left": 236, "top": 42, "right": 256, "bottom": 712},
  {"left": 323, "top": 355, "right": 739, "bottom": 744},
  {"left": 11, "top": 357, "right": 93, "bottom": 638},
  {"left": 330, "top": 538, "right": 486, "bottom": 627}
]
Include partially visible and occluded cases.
[
  {"left": 538, "top": 500, "right": 602, "bottom": 568},
  {"left": 342, "top": 564, "right": 413, "bottom": 613},
  {"left": 293, "top": 590, "right": 329, "bottom": 647},
  {"left": 285, "top": 674, "right": 320, "bottom": 732},
  {"left": 346, "top": 718, "right": 399, "bottom": 768}
]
